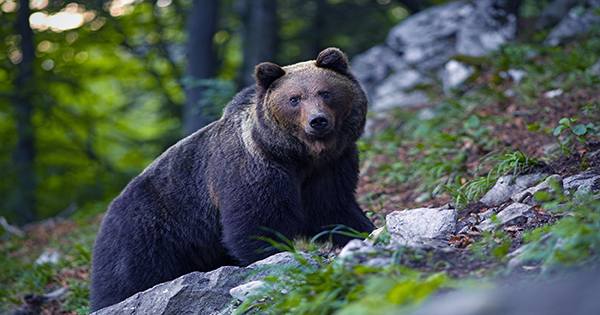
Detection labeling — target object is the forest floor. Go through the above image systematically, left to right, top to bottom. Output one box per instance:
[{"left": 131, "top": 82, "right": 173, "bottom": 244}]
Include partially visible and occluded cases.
[{"left": 1, "top": 37, "right": 600, "bottom": 314}]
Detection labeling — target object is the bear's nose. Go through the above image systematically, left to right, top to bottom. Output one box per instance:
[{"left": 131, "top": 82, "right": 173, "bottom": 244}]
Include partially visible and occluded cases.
[{"left": 309, "top": 115, "right": 329, "bottom": 131}]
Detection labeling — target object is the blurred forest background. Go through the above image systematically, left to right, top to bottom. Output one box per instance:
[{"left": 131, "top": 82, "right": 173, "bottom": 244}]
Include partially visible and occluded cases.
[{"left": 0, "top": 0, "right": 417, "bottom": 225}]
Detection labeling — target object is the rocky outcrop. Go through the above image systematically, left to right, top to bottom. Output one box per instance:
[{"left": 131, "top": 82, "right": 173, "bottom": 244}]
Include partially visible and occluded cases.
[
  {"left": 352, "top": 0, "right": 519, "bottom": 112},
  {"left": 545, "top": 0, "right": 600, "bottom": 46},
  {"left": 479, "top": 173, "right": 548, "bottom": 207},
  {"left": 91, "top": 252, "right": 305, "bottom": 315}
]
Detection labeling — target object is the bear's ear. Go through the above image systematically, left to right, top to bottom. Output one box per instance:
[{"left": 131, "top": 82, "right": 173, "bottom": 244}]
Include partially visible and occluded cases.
[
  {"left": 316, "top": 47, "right": 349, "bottom": 74},
  {"left": 255, "top": 62, "right": 285, "bottom": 90}
]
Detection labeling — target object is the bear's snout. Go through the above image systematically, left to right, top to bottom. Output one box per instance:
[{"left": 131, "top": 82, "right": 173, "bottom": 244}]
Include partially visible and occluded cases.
[{"left": 306, "top": 113, "right": 333, "bottom": 137}]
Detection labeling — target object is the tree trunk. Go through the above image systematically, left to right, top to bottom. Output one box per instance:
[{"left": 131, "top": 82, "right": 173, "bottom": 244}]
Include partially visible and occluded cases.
[
  {"left": 13, "top": 0, "right": 36, "bottom": 224},
  {"left": 183, "top": 0, "right": 219, "bottom": 135},
  {"left": 239, "top": 0, "right": 278, "bottom": 87},
  {"left": 309, "top": 0, "right": 326, "bottom": 58},
  {"left": 395, "top": 0, "right": 428, "bottom": 13}
]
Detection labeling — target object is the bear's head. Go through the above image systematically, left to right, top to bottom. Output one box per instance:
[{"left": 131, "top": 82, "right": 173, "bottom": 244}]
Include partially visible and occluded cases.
[{"left": 252, "top": 48, "right": 367, "bottom": 163}]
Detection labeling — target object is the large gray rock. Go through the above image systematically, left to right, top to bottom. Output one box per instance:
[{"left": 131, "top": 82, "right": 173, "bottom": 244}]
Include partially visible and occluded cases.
[
  {"left": 352, "top": 0, "right": 518, "bottom": 112},
  {"left": 455, "top": 0, "right": 517, "bottom": 57},
  {"left": 546, "top": 0, "right": 600, "bottom": 46},
  {"left": 386, "top": 1, "right": 473, "bottom": 70},
  {"left": 351, "top": 45, "right": 407, "bottom": 95},
  {"left": 589, "top": 59, "right": 600, "bottom": 76},
  {"left": 371, "top": 70, "right": 431, "bottom": 111},
  {"left": 563, "top": 170, "right": 600, "bottom": 195},
  {"left": 480, "top": 173, "right": 548, "bottom": 207},
  {"left": 511, "top": 174, "right": 563, "bottom": 204},
  {"left": 478, "top": 203, "right": 534, "bottom": 231},
  {"left": 386, "top": 205, "right": 457, "bottom": 247},
  {"left": 91, "top": 252, "right": 303, "bottom": 315},
  {"left": 229, "top": 280, "right": 266, "bottom": 302}
]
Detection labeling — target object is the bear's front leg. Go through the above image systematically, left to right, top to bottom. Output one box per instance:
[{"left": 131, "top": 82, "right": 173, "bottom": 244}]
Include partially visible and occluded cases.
[
  {"left": 303, "top": 147, "right": 375, "bottom": 246},
  {"left": 217, "top": 166, "right": 307, "bottom": 265}
]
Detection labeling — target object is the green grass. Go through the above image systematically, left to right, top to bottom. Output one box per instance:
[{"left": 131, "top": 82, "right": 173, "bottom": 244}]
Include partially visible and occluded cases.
[
  {"left": 446, "top": 151, "right": 542, "bottom": 208},
  {"left": 512, "top": 192, "right": 600, "bottom": 270},
  {"left": 0, "top": 219, "right": 96, "bottom": 314},
  {"left": 236, "top": 258, "right": 449, "bottom": 315}
]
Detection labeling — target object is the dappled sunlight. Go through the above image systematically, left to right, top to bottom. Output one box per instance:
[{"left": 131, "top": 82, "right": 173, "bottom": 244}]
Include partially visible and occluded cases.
[
  {"left": 108, "top": 0, "right": 137, "bottom": 17},
  {"left": 29, "top": 3, "right": 95, "bottom": 32}
]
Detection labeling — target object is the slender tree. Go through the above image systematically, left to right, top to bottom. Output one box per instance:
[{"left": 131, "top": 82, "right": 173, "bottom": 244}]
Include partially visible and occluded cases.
[
  {"left": 12, "top": 0, "right": 37, "bottom": 224},
  {"left": 183, "top": 0, "right": 219, "bottom": 135},
  {"left": 239, "top": 0, "right": 278, "bottom": 87},
  {"left": 309, "top": 0, "right": 326, "bottom": 57}
]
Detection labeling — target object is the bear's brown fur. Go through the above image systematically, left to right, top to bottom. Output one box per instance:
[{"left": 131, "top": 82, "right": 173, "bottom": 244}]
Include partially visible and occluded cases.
[{"left": 90, "top": 48, "right": 374, "bottom": 311}]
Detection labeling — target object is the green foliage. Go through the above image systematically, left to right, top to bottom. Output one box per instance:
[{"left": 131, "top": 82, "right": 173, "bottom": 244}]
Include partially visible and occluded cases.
[
  {"left": 492, "top": 36, "right": 600, "bottom": 104},
  {"left": 181, "top": 78, "right": 236, "bottom": 120},
  {"left": 361, "top": 98, "right": 498, "bottom": 201},
  {"left": 553, "top": 117, "right": 599, "bottom": 155},
  {"left": 447, "top": 151, "right": 541, "bottom": 208},
  {"left": 515, "top": 193, "right": 600, "bottom": 269},
  {"left": 0, "top": 220, "right": 96, "bottom": 314},
  {"left": 470, "top": 229, "right": 513, "bottom": 261},
  {"left": 237, "top": 256, "right": 449, "bottom": 315}
]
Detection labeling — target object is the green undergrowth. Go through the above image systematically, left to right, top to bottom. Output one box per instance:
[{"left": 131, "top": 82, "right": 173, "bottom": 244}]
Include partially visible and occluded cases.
[
  {"left": 359, "top": 35, "right": 600, "bottom": 207},
  {"left": 239, "top": 192, "right": 600, "bottom": 314},
  {"left": 516, "top": 192, "right": 600, "bottom": 270},
  {"left": 0, "top": 218, "right": 97, "bottom": 314},
  {"left": 236, "top": 257, "right": 451, "bottom": 315}
]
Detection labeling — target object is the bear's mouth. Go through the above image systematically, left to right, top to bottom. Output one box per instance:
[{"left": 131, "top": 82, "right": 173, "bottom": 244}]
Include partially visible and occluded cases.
[{"left": 304, "top": 129, "right": 333, "bottom": 141}]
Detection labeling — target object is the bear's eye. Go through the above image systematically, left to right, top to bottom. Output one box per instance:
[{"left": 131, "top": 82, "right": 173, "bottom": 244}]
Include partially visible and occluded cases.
[
  {"left": 319, "top": 91, "right": 332, "bottom": 100},
  {"left": 289, "top": 96, "right": 301, "bottom": 107}
]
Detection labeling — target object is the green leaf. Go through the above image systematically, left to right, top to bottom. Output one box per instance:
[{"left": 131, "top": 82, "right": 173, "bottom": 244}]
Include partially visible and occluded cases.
[
  {"left": 464, "top": 115, "right": 480, "bottom": 129},
  {"left": 558, "top": 117, "right": 572, "bottom": 127},
  {"left": 571, "top": 124, "right": 588, "bottom": 136},
  {"left": 553, "top": 125, "right": 565, "bottom": 136},
  {"left": 534, "top": 190, "right": 552, "bottom": 202}
]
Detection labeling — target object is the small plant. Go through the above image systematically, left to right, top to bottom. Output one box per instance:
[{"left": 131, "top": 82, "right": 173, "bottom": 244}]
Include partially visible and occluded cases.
[
  {"left": 553, "top": 117, "right": 598, "bottom": 154},
  {"left": 447, "top": 151, "right": 541, "bottom": 208},
  {"left": 513, "top": 192, "right": 600, "bottom": 270},
  {"left": 469, "top": 229, "right": 513, "bottom": 261},
  {"left": 236, "top": 259, "right": 449, "bottom": 315}
]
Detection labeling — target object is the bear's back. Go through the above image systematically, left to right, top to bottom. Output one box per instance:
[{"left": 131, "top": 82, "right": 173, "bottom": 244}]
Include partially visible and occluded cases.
[{"left": 222, "top": 86, "right": 256, "bottom": 117}]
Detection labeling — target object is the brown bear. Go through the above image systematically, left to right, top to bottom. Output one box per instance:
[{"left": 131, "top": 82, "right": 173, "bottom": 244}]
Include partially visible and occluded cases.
[{"left": 90, "top": 47, "right": 374, "bottom": 311}]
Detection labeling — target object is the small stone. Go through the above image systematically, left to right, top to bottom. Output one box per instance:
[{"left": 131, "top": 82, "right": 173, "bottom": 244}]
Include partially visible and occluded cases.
[
  {"left": 545, "top": 0, "right": 600, "bottom": 46},
  {"left": 588, "top": 59, "right": 600, "bottom": 76},
  {"left": 441, "top": 60, "right": 474, "bottom": 91},
  {"left": 507, "top": 69, "right": 527, "bottom": 83},
  {"left": 543, "top": 89, "right": 563, "bottom": 98},
  {"left": 563, "top": 171, "right": 600, "bottom": 195},
  {"left": 480, "top": 173, "right": 547, "bottom": 207},
  {"left": 511, "top": 174, "right": 563, "bottom": 204},
  {"left": 478, "top": 203, "right": 533, "bottom": 231},
  {"left": 386, "top": 205, "right": 457, "bottom": 247},
  {"left": 478, "top": 208, "right": 495, "bottom": 221},
  {"left": 338, "top": 239, "right": 376, "bottom": 259},
  {"left": 35, "top": 249, "right": 61, "bottom": 265},
  {"left": 364, "top": 257, "right": 393, "bottom": 268},
  {"left": 229, "top": 280, "right": 266, "bottom": 302}
]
